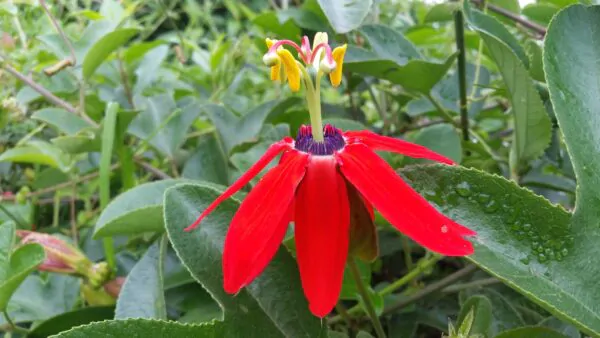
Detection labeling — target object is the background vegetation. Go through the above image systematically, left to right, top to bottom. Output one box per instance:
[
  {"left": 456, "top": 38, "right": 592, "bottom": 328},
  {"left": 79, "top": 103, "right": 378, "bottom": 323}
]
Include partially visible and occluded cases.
[{"left": 0, "top": 0, "right": 599, "bottom": 337}]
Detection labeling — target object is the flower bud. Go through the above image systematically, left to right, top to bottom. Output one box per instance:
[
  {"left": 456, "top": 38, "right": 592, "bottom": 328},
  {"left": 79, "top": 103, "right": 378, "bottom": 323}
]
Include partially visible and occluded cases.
[
  {"left": 262, "top": 52, "right": 279, "bottom": 67},
  {"left": 16, "top": 230, "right": 92, "bottom": 275},
  {"left": 103, "top": 277, "right": 125, "bottom": 298}
]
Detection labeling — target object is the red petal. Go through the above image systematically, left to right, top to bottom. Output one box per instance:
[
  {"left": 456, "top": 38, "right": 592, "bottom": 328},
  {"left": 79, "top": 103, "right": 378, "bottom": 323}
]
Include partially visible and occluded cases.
[
  {"left": 344, "top": 130, "right": 455, "bottom": 165},
  {"left": 185, "top": 139, "right": 292, "bottom": 231},
  {"left": 336, "top": 144, "right": 475, "bottom": 256},
  {"left": 223, "top": 151, "right": 308, "bottom": 293},
  {"left": 294, "top": 156, "right": 350, "bottom": 317}
]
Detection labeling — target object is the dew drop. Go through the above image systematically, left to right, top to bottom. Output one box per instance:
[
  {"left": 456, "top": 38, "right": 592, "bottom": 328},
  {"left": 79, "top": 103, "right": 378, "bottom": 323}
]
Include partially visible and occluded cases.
[
  {"left": 455, "top": 182, "right": 472, "bottom": 197},
  {"left": 477, "top": 193, "right": 491, "bottom": 205},
  {"left": 484, "top": 200, "right": 499, "bottom": 213},
  {"left": 523, "top": 223, "right": 532, "bottom": 230},
  {"left": 527, "top": 231, "right": 535, "bottom": 238},
  {"left": 561, "top": 248, "right": 569, "bottom": 256},
  {"left": 548, "top": 251, "right": 556, "bottom": 260}
]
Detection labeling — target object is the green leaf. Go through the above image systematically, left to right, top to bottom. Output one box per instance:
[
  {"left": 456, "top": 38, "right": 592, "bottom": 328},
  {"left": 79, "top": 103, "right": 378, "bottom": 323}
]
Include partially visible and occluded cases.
[
  {"left": 317, "top": 0, "right": 373, "bottom": 34},
  {"left": 463, "top": 1, "right": 529, "bottom": 67},
  {"left": 464, "top": 1, "right": 551, "bottom": 165},
  {"left": 424, "top": 3, "right": 459, "bottom": 23},
  {"left": 522, "top": 3, "right": 559, "bottom": 25},
  {"left": 543, "top": 4, "right": 600, "bottom": 335},
  {"left": 252, "top": 12, "right": 301, "bottom": 39},
  {"left": 358, "top": 24, "right": 421, "bottom": 64},
  {"left": 82, "top": 28, "right": 139, "bottom": 80},
  {"left": 526, "top": 40, "right": 545, "bottom": 83},
  {"left": 345, "top": 47, "right": 456, "bottom": 95},
  {"left": 129, "top": 95, "right": 201, "bottom": 158},
  {"left": 204, "top": 100, "right": 286, "bottom": 154},
  {"left": 31, "top": 108, "right": 89, "bottom": 135},
  {"left": 407, "top": 124, "right": 462, "bottom": 163},
  {"left": 182, "top": 131, "right": 229, "bottom": 185},
  {"left": 51, "top": 133, "right": 101, "bottom": 154},
  {"left": 0, "top": 141, "right": 71, "bottom": 172},
  {"left": 401, "top": 164, "right": 600, "bottom": 336},
  {"left": 94, "top": 180, "right": 187, "bottom": 238},
  {"left": 164, "top": 184, "right": 325, "bottom": 337},
  {"left": 0, "top": 221, "right": 45, "bottom": 310},
  {"left": 115, "top": 238, "right": 167, "bottom": 319},
  {"left": 0, "top": 275, "right": 80, "bottom": 325},
  {"left": 457, "top": 295, "right": 492, "bottom": 337},
  {"left": 28, "top": 306, "right": 114, "bottom": 338},
  {"left": 539, "top": 317, "right": 580, "bottom": 338},
  {"left": 49, "top": 318, "right": 223, "bottom": 338},
  {"left": 494, "top": 327, "right": 570, "bottom": 338}
]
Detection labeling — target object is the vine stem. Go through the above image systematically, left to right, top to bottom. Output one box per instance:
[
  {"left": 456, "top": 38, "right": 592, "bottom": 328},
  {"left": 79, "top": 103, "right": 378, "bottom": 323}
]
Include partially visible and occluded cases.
[
  {"left": 330, "top": 254, "right": 442, "bottom": 324},
  {"left": 348, "top": 258, "right": 386, "bottom": 338},
  {"left": 2, "top": 310, "right": 29, "bottom": 334}
]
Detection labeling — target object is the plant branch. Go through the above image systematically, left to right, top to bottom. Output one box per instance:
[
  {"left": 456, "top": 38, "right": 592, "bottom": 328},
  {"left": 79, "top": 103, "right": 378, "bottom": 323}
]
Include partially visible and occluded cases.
[
  {"left": 40, "top": 0, "right": 76, "bottom": 65},
  {"left": 470, "top": 0, "right": 546, "bottom": 36},
  {"left": 0, "top": 59, "right": 98, "bottom": 127},
  {"left": 134, "top": 159, "right": 172, "bottom": 179},
  {"left": 348, "top": 258, "right": 386, "bottom": 338},
  {"left": 382, "top": 265, "right": 477, "bottom": 315}
]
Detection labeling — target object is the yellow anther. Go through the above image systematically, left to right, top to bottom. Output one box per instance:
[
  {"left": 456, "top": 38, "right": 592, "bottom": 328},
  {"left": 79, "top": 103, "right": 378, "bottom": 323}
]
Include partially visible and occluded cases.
[
  {"left": 329, "top": 44, "right": 347, "bottom": 87},
  {"left": 277, "top": 48, "right": 301, "bottom": 92}
]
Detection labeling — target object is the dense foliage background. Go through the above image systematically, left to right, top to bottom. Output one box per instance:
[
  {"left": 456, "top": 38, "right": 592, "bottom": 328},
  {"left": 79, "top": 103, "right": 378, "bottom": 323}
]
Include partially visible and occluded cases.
[{"left": 1, "top": 0, "right": 599, "bottom": 337}]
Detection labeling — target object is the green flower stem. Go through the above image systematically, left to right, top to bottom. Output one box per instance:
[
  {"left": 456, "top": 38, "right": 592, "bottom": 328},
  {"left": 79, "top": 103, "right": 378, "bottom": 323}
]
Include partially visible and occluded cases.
[
  {"left": 299, "top": 65, "right": 324, "bottom": 142},
  {"left": 425, "top": 93, "right": 456, "bottom": 126},
  {"left": 329, "top": 254, "right": 442, "bottom": 324},
  {"left": 348, "top": 258, "right": 386, "bottom": 338}
]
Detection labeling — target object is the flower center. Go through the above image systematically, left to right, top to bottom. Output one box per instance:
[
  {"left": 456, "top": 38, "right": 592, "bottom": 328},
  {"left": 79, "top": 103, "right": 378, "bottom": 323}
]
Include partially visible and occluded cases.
[{"left": 295, "top": 124, "right": 345, "bottom": 155}]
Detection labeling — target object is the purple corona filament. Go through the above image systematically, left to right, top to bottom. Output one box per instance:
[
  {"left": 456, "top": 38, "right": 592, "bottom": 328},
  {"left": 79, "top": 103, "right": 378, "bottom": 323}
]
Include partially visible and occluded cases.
[{"left": 295, "top": 125, "right": 345, "bottom": 155}]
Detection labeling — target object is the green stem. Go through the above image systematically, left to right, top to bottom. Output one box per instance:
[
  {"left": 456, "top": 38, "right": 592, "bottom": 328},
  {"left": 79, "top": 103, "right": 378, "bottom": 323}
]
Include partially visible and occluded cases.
[
  {"left": 454, "top": 10, "right": 469, "bottom": 143},
  {"left": 299, "top": 66, "right": 324, "bottom": 142},
  {"left": 425, "top": 93, "right": 456, "bottom": 125},
  {"left": 401, "top": 236, "right": 413, "bottom": 271},
  {"left": 379, "top": 254, "right": 441, "bottom": 296},
  {"left": 330, "top": 255, "right": 441, "bottom": 324},
  {"left": 348, "top": 258, "right": 386, "bottom": 338},
  {"left": 2, "top": 310, "right": 29, "bottom": 334}
]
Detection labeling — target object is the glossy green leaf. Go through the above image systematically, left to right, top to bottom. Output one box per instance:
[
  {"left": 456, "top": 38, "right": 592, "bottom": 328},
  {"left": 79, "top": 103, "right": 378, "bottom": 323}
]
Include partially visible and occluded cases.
[
  {"left": 317, "top": 0, "right": 372, "bottom": 33},
  {"left": 464, "top": 1, "right": 551, "bottom": 165},
  {"left": 543, "top": 4, "right": 600, "bottom": 335},
  {"left": 358, "top": 24, "right": 421, "bottom": 64},
  {"left": 82, "top": 28, "right": 139, "bottom": 80},
  {"left": 526, "top": 40, "right": 545, "bottom": 83},
  {"left": 345, "top": 47, "right": 456, "bottom": 95},
  {"left": 32, "top": 108, "right": 89, "bottom": 135},
  {"left": 51, "top": 133, "right": 101, "bottom": 154},
  {"left": 0, "top": 141, "right": 71, "bottom": 172},
  {"left": 400, "top": 163, "right": 598, "bottom": 336},
  {"left": 94, "top": 180, "right": 187, "bottom": 238},
  {"left": 164, "top": 183, "right": 325, "bottom": 337},
  {"left": 0, "top": 222, "right": 45, "bottom": 311},
  {"left": 116, "top": 238, "right": 167, "bottom": 319},
  {"left": 457, "top": 295, "right": 492, "bottom": 337},
  {"left": 28, "top": 306, "right": 115, "bottom": 338},
  {"left": 50, "top": 318, "right": 223, "bottom": 338},
  {"left": 494, "top": 327, "right": 569, "bottom": 338}
]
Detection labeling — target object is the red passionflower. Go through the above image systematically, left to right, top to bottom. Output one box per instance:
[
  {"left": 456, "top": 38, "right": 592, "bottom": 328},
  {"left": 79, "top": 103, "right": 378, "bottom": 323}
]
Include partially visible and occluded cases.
[{"left": 185, "top": 124, "right": 476, "bottom": 317}]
